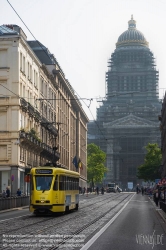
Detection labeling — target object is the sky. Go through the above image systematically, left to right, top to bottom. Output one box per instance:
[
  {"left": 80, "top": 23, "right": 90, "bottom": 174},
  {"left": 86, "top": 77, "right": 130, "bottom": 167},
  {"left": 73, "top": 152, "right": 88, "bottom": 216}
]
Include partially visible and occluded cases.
[{"left": 1, "top": 0, "right": 166, "bottom": 120}]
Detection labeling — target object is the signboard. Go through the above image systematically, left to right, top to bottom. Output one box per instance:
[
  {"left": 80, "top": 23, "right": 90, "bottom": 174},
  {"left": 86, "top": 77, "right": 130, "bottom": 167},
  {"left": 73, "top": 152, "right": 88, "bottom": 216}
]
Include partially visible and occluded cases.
[
  {"left": 35, "top": 169, "right": 53, "bottom": 174},
  {"left": 11, "top": 175, "right": 14, "bottom": 181},
  {"left": 24, "top": 175, "right": 30, "bottom": 182},
  {"left": 155, "top": 179, "right": 161, "bottom": 184},
  {"left": 128, "top": 182, "right": 133, "bottom": 189}
]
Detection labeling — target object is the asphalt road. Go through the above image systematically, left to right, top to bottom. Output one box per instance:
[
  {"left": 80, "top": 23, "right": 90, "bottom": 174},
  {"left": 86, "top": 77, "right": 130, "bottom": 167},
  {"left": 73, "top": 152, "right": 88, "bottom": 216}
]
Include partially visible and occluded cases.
[{"left": 81, "top": 194, "right": 166, "bottom": 250}]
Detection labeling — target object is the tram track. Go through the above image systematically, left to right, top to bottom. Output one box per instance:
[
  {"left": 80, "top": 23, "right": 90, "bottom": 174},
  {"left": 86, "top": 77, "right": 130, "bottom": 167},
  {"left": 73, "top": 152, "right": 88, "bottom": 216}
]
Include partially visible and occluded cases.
[
  {"left": 0, "top": 193, "right": 133, "bottom": 250},
  {"left": 0, "top": 193, "right": 123, "bottom": 235},
  {"left": 45, "top": 193, "right": 133, "bottom": 250}
]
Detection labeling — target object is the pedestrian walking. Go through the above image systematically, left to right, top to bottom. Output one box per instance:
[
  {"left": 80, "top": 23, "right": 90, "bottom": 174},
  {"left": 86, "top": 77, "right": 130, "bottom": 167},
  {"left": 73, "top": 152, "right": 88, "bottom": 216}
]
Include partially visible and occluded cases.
[
  {"left": 136, "top": 185, "right": 139, "bottom": 194},
  {"left": 96, "top": 186, "right": 99, "bottom": 195},
  {"left": 141, "top": 186, "right": 145, "bottom": 195},
  {"left": 6, "top": 187, "right": 10, "bottom": 197},
  {"left": 83, "top": 187, "right": 86, "bottom": 195},
  {"left": 101, "top": 187, "right": 104, "bottom": 195},
  {"left": 17, "top": 188, "right": 21, "bottom": 196},
  {"left": 86, "top": 188, "right": 88, "bottom": 197},
  {"left": 154, "top": 190, "right": 159, "bottom": 206},
  {"left": 159, "top": 190, "right": 165, "bottom": 203}
]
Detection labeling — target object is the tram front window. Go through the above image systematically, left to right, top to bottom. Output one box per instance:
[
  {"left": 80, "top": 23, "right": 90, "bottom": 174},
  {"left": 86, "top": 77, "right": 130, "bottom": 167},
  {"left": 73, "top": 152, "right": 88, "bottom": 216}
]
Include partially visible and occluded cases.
[{"left": 35, "top": 176, "right": 53, "bottom": 191}]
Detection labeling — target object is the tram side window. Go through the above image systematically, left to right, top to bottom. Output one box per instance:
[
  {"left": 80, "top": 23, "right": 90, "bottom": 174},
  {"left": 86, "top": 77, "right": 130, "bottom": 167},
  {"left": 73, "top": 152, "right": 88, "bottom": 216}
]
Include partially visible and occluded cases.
[
  {"left": 53, "top": 175, "right": 58, "bottom": 191},
  {"left": 59, "top": 176, "right": 65, "bottom": 190},
  {"left": 63, "top": 176, "right": 67, "bottom": 190},
  {"left": 65, "top": 176, "right": 79, "bottom": 190},
  {"left": 66, "top": 177, "right": 69, "bottom": 190},
  {"left": 67, "top": 177, "right": 70, "bottom": 190},
  {"left": 68, "top": 177, "right": 71, "bottom": 190},
  {"left": 70, "top": 177, "right": 72, "bottom": 190},
  {"left": 71, "top": 177, "right": 73, "bottom": 190},
  {"left": 71, "top": 178, "right": 73, "bottom": 190},
  {"left": 72, "top": 178, "right": 75, "bottom": 190},
  {"left": 73, "top": 178, "right": 76, "bottom": 190},
  {"left": 73, "top": 178, "right": 78, "bottom": 190},
  {"left": 75, "top": 178, "right": 78, "bottom": 190},
  {"left": 77, "top": 178, "right": 79, "bottom": 190}
]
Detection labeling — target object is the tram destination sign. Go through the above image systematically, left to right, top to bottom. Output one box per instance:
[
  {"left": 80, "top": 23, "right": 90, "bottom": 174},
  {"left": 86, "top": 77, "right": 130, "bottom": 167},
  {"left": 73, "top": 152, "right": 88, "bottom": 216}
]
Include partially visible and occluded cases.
[{"left": 35, "top": 169, "right": 53, "bottom": 174}]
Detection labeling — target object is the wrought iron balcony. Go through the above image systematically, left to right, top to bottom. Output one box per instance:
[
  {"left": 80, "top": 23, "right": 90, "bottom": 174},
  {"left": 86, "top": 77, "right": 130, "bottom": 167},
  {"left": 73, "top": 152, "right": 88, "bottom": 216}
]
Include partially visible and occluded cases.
[
  {"left": 20, "top": 98, "right": 28, "bottom": 112},
  {"left": 28, "top": 103, "right": 35, "bottom": 117},
  {"left": 34, "top": 110, "right": 41, "bottom": 122},
  {"left": 41, "top": 117, "right": 58, "bottom": 136},
  {"left": 40, "top": 143, "right": 60, "bottom": 162}
]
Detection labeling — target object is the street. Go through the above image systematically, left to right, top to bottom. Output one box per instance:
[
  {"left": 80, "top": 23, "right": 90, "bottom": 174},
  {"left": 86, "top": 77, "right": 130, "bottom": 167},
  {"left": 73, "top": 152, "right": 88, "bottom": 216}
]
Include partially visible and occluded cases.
[
  {"left": 0, "top": 193, "right": 166, "bottom": 250},
  {"left": 81, "top": 193, "right": 166, "bottom": 250}
]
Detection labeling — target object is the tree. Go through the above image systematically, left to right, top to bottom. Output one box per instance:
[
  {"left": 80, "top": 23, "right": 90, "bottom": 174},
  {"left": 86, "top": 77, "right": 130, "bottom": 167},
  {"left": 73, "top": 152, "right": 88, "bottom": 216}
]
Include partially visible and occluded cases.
[
  {"left": 87, "top": 143, "right": 107, "bottom": 189},
  {"left": 137, "top": 143, "right": 162, "bottom": 181}
]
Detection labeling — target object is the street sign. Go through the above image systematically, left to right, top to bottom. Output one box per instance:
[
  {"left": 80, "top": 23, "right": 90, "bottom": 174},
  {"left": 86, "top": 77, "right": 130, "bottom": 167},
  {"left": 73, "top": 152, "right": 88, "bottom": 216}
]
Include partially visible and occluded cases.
[
  {"left": 24, "top": 175, "right": 30, "bottom": 182},
  {"left": 155, "top": 179, "right": 161, "bottom": 184},
  {"left": 128, "top": 182, "right": 133, "bottom": 189}
]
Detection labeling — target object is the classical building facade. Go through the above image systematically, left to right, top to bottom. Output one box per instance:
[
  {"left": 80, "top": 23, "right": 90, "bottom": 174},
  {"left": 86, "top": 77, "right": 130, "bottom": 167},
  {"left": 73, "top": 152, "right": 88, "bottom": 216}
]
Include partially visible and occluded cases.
[
  {"left": 88, "top": 17, "right": 161, "bottom": 189},
  {"left": 0, "top": 25, "right": 88, "bottom": 195}
]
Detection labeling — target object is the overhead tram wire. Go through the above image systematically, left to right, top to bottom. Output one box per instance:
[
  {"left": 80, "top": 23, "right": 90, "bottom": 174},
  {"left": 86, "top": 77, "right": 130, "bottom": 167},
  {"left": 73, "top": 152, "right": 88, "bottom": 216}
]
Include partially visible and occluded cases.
[
  {"left": 6, "top": 0, "right": 57, "bottom": 64},
  {"left": 6, "top": 0, "right": 159, "bottom": 147},
  {"left": 6, "top": 0, "right": 98, "bottom": 117},
  {"left": 0, "top": 83, "right": 19, "bottom": 98},
  {"left": 0, "top": 85, "right": 160, "bottom": 102},
  {"left": 36, "top": 87, "right": 160, "bottom": 145},
  {"left": 71, "top": 87, "right": 108, "bottom": 144}
]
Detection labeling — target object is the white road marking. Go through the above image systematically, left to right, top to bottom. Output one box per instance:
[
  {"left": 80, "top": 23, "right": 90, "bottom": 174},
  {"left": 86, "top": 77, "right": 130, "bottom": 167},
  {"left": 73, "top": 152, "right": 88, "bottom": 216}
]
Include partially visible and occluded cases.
[
  {"left": 80, "top": 193, "right": 135, "bottom": 250},
  {"left": 130, "top": 200, "right": 148, "bottom": 202}
]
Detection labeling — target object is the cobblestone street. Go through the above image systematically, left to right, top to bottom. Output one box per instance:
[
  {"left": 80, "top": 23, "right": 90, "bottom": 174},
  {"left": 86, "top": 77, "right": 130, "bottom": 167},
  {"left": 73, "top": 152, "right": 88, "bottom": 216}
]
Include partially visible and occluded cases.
[{"left": 0, "top": 193, "right": 133, "bottom": 249}]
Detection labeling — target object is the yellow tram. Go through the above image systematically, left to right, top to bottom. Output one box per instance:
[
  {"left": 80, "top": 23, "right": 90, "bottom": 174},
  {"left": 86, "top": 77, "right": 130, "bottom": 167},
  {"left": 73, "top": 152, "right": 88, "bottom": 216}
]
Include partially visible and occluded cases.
[{"left": 29, "top": 166, "right": 80, "bottom": 214}]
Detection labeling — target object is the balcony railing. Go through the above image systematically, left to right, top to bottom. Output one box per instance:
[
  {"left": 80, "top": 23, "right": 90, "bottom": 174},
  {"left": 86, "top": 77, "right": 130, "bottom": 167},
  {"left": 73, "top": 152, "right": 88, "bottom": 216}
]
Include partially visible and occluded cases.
[
  {"left": 20, "top": 98, "right": 28, "bottom": 112},
  {"left": 28, "top": 103, "right": 35, "bottom": 117},
  {"left": 34, "top": 110, "right": 41, "bottom": 122},
  {"left": 19, "top": 131, "right": 60, "bottom": 162}
]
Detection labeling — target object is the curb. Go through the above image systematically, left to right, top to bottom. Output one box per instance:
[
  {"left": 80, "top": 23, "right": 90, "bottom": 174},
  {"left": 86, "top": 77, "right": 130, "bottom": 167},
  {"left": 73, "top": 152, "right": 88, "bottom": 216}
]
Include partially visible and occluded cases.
[
  {"left": 149, "top": 197, "right": 166, "bottom": 223},
  {"left": 0, "top": 206, "right": 29, "bottom": 214}
]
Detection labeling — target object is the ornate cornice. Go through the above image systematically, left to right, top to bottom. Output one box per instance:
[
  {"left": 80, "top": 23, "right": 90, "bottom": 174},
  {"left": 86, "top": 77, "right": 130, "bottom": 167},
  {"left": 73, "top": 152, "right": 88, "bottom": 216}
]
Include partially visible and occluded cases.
[{"left": 41, "top": 64, "right": 59, "bottom": 90}]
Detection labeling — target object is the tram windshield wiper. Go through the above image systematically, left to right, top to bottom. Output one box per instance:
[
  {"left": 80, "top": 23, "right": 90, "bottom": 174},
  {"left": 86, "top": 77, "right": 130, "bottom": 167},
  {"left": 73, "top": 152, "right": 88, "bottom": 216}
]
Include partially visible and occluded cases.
[{"left": 42, "top": 190, "right": 45, "bottom": 193}]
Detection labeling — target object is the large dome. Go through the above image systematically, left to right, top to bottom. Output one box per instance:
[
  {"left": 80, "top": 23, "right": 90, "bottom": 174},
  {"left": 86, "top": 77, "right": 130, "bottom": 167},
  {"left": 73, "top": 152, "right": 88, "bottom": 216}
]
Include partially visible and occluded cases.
[{"left": 116, "top": 16, "right": 148, "bottom": 48}]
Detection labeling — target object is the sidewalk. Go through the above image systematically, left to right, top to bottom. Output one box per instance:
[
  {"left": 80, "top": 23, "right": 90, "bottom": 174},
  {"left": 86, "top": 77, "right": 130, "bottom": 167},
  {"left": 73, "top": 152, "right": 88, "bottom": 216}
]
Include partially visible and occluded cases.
[
  {"left": 148, "top": 196, "right": 166, "bottom": 223},
  {"left": 0, "top": 205, "right": 29, "bottom": 214}
]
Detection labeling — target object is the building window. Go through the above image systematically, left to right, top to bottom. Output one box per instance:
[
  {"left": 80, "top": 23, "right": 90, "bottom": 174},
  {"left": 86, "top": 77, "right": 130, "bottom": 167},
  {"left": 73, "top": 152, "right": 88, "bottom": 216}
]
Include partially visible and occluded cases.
[
  {"left": 20, "top": 52, "right": 22, "bottom": 70},
  {"left": 23, "top": 56, "right": 25, "bottom": 73},
  {"left": 28, "top": 62, "right": 30, "bottom": 78},
  {"left": 30, "top": 65, "right": 32, "bottom": 80},
  {"left": 34, "top": 70, "right": 36, "bottom": 85},
  {"left": 36, "top": 72, "right": 38, "bottom": 89},
  {"left": 41, "top": 79, "right": 44, "bottom": 93},
  {"left": 20, "top": 147, "right": 26, "bottom": 162}
]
